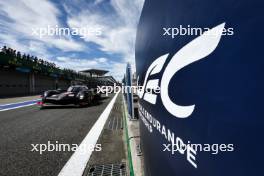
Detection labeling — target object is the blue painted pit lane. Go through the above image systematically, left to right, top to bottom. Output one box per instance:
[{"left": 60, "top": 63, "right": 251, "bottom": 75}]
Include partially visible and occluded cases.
[{"left": 0, "top": 99, "right": 41, "bottom": 111}]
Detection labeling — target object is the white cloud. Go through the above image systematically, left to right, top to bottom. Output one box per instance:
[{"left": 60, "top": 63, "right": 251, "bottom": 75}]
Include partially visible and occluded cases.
[
  {"left": 0, "top": 0, "right": 85, "bottom": 53},
  {"left": 0, "top": 0, "right": 145, "bottom": 81},
  {"left": 65, "top": 0, "right": 145, "bottom": 79},
  {"left": 0, "top": 33, "right": 28, "bottom": 53},
  {"left": 55, "top": 56, "right": 109, "bottom": 71},
  {"left": 55, "top": 56, "right": 125, "bottom": 81},
  {"left": 96, "top": 57, "right": 107, "bottom": 63},
  {"left": 109, "top": 62, "right": 127, "bottom": 80}
]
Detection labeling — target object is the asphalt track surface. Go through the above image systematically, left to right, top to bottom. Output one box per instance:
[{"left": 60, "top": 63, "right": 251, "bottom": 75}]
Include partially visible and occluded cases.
[{"left": 0, "top": 94, "right": 114, "bottom": 176}]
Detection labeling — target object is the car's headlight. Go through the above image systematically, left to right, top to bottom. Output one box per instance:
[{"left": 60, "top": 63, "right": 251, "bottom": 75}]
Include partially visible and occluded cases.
[
  {"left": 44, "top": 92, "right": 48, "bottom": 97},
  {"left": 68, "top": 94, "right": 74, "bottom": 97},
  {"left": 79, "top": 94, "right": 84, "bottom": 99}
]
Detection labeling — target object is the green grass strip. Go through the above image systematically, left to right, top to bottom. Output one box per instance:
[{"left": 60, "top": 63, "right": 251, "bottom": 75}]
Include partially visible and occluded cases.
[{"left": 122, "top": 95, "right": 135, "bottom": 176}]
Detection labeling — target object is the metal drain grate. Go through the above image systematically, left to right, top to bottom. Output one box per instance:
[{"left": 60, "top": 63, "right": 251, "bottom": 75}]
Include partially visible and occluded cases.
[
  {"left": 113, "top": 105, "right": 120, "bottom": 111},
  {"left": 106, "top": 116, "right": 123, "bottom": 130},
  {"left": 87, "top": 163, "right": 126, "bottom": 176}
]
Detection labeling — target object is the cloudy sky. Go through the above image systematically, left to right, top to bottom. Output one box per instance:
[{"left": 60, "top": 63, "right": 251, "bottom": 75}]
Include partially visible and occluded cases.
[{"left": 0, "top": 0, "right": 144, "bottom": 80}]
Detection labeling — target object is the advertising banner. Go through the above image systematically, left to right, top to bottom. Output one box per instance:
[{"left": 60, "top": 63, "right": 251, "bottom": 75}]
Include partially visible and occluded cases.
[{"left": 135, "top": 0, "right": 264, "bottom": 175}]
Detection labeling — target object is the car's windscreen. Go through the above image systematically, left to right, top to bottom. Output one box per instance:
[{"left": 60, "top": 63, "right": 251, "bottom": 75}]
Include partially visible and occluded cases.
[{"left": 67, "top": 87, "right": 81, "bottom": 92}]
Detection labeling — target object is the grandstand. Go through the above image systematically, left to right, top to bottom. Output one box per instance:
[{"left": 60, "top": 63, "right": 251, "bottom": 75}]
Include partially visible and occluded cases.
[
  {"left": 0, "top": 46, "right": 117, "bottom": 97},
  {"left": 0, "top": 46, "right": 89, "bottom": 80},
  {"left": 80, "top": 69, "right": 118, "bottom": 87},
  {"left": 80, "top": 69, "right": 109, "bottom": 77}
]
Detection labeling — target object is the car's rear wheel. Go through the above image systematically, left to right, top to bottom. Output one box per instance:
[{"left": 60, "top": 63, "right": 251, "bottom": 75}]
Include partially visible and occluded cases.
[
  {"left": 89, "top": 96, "right": 93, "bottom": 104},
  {"left": 77, "top": 100, "right": 88, "bottom": 108}
]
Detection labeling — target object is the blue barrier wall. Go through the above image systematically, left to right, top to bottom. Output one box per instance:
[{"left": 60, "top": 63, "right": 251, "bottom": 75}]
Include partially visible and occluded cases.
[{"left": 125, "top": 63, "right": 134, "bottom": 119}]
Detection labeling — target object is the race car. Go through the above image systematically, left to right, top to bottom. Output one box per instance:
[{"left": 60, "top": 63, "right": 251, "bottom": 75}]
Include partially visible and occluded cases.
[{"left": 39, "top": 85, "right": 99, "bottom": 108}]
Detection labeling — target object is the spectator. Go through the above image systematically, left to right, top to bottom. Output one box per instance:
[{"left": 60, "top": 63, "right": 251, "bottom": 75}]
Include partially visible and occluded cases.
[
  {"left": 0, "top": 46, "right": 88, "bottom": 80},
  {"left": 1, "top": 46, "right": 7, "bottom": 54},
  {"left": 17, "top": 51, "right": 21, "bottom": 59},
  {"left": 34, "top": 56, "right": 37, "bottom": 63}
]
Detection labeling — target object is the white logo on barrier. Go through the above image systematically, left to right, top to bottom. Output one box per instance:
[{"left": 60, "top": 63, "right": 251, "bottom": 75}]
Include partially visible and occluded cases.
[{"left": 137, "top": 23, "right": 225, "bottom": 118}]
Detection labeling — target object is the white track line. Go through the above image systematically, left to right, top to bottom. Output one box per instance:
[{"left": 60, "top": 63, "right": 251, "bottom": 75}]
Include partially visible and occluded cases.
[{"left": 58, "top": 92, "right": 119, "bottom": 176}]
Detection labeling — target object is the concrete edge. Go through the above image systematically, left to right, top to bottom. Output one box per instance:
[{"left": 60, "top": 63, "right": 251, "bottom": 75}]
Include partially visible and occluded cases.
[{"left": 122, "top": 94, "right": 144, "bottom": 176}]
